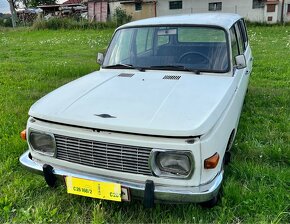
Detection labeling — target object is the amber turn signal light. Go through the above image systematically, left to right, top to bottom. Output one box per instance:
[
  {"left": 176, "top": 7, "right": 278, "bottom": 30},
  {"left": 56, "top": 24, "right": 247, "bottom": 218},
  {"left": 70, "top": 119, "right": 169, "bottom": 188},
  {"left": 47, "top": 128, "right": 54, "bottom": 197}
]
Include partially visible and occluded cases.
[
  {"left": 20, "top": 130, "right": 27, "bottom": 140},
  {"left": 204, "top": 152, "right": 219, "bottom": 169}
]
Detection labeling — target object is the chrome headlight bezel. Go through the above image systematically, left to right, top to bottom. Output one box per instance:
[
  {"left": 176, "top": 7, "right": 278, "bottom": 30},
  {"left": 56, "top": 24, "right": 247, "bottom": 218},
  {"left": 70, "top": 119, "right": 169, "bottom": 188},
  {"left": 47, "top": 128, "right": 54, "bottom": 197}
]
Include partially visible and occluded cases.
[
  {"left": 28, "top": 129, "right": 56, "bottom": 157},
  {"left": 149, "top": 149, "right": 194, "bottom": 179}
]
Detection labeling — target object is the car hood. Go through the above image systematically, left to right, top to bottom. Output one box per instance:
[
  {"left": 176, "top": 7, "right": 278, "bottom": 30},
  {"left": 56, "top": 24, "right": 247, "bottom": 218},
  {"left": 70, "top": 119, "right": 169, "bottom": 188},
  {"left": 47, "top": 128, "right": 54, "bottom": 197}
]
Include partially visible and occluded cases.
[{"left": 29, "top": 70, "right": 236, "bottom": 136}]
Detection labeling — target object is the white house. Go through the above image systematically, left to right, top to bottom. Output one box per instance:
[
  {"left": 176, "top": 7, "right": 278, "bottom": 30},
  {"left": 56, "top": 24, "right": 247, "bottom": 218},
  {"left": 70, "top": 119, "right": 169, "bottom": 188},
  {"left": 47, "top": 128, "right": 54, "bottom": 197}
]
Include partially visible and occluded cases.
[{"left": 156, "top": 0, "right": 290, "bottom": 23}]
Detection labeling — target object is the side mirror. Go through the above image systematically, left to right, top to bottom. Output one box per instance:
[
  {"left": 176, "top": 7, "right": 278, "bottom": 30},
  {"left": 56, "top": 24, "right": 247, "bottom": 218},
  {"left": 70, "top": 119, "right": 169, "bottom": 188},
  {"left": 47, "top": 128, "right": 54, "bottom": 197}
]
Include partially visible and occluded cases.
[
  {"left": 97, "top": 53, "right": 104, "bottom": 65},
  {"left": 235, "top": 55, "right": 247, "bottom": 69}
]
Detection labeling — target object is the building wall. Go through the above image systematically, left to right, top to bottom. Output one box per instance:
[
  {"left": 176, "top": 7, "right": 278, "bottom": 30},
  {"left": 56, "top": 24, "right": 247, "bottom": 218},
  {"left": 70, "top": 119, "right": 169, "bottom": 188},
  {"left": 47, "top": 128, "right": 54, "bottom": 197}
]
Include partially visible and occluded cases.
[
  {"left": 88, "top": 0, "right": 108, "bottom": 22},
  {"left": 110, "top": 0, "right": 290, "bottom": 23},
  {"left": 156, "top": 0, "right": 267, "bottom": 22},
  {"left": 283, "top": 0, "right": 290, "bottom": 22},
  {"left": 108, "top": 1, "right": 121, "bottom": 20},
  {"left": 120, "top": 2, "right": 155, "bottom": 21},
  {"left": 264, "top": 2, "right": 280, "bottom": 23}
]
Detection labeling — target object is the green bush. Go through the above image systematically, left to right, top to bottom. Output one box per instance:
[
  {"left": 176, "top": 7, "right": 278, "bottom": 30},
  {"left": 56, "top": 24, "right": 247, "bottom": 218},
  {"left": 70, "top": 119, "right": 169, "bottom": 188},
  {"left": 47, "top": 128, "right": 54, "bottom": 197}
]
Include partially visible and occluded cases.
[
  {"left": 113, "top": 7, "right": 132, "bottom": 26},
  {"left": 0, "top": 18, "right": 13, "bottom": 27},
  {"left": 32, "top": 18, "right": 116, "bottom": 30}
]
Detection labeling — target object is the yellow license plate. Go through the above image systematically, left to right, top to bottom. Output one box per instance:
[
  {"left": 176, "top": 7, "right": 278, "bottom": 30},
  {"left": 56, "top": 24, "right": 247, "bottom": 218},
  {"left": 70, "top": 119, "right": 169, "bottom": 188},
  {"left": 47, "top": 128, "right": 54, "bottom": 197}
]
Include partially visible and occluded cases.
[{"left": 65, "top": 176, "right": 121, "bottom": 202}]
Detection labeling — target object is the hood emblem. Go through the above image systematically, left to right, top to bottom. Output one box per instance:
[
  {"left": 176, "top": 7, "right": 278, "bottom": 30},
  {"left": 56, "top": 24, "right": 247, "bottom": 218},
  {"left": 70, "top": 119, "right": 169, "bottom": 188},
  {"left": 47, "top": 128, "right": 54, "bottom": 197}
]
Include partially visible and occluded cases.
[{"left": 94, "top": 114, "right": 116, "bottom": 118}]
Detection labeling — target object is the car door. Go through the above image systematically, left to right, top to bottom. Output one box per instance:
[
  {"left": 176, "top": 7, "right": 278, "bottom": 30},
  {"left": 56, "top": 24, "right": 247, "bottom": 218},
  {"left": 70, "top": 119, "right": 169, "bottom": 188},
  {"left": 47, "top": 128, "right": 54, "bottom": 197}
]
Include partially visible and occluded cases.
[
  {"left": 239, "top": 19, "right": 253, "bottom": 79},
  {"left": 230, "top": 20, "right": 252, "bottom": 122}
]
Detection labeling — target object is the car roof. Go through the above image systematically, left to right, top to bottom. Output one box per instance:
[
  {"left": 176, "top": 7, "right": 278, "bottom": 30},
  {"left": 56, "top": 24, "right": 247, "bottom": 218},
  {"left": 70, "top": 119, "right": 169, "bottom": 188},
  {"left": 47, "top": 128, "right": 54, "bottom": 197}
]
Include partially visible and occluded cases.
[{"left": 118, "top": 13, "right": 242, "bottom": 30}]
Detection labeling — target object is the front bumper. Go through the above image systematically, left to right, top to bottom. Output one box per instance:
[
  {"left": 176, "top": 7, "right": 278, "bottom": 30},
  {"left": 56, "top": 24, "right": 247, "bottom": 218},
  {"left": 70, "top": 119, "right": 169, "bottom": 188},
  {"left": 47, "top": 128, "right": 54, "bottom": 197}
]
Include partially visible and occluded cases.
[{"left": 20, "top": 150, "right": 223, "bottom": 204}]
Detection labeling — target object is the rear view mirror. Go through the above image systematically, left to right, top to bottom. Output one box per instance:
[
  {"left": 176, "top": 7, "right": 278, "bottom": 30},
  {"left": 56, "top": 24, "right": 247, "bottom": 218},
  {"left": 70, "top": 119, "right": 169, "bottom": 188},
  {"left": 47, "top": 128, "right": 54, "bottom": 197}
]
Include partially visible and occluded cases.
[
  {"left": 97, "top": 53, "right": 104, "bottom": 65},
  {"left": 235, "top": 55, "right": 246, "bottom": 69}
]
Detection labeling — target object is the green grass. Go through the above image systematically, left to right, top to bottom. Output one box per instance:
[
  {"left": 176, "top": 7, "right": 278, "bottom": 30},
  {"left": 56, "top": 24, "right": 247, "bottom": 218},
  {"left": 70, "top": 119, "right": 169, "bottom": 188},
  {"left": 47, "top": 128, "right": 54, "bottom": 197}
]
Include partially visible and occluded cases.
[
  {"left": 32, "top": 18, "right": 116, "bottom": 30},
  {"left": 0, "top": 26, "right": 289, "bottom": 223}
]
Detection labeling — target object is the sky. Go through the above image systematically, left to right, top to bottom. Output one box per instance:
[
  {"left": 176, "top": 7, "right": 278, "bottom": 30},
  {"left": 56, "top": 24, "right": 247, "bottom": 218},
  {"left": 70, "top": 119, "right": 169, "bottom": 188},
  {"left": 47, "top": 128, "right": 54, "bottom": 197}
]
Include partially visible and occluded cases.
[{"left": 0, "top": 0, "right": 10, "bottom": 14}]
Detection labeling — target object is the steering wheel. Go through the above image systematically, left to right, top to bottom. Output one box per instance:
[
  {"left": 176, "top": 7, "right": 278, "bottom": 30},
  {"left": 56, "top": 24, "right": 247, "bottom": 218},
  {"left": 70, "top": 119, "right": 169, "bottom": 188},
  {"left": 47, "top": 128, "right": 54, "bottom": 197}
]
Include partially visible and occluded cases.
[{"left": 178, "top": 52, "right": 211, "bottom": 66}]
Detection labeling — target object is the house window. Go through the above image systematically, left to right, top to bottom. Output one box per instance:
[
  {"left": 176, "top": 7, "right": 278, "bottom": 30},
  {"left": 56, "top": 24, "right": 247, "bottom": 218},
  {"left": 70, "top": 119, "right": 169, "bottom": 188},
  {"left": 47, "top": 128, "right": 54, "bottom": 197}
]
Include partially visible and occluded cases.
[
  {"left": 252, "top": 0, "right": 265, "bottom": 9},
  {"left": 169, "top": 1, "right": 182, "bottom": 10},
  {"left": 209, "top": 2, "right": 222, "bottom": 11},
  {"left": 135, "top": 3, "right": 142, "bottom": 11},
  {"left": 267, "top": 4, "right": 275, "bottom": 12},
  {"left": 288, "top": 4, "right": 290, "bottom": 13},
  {"left": 267, "top": 16, "right": 273, "bottom": 21}
]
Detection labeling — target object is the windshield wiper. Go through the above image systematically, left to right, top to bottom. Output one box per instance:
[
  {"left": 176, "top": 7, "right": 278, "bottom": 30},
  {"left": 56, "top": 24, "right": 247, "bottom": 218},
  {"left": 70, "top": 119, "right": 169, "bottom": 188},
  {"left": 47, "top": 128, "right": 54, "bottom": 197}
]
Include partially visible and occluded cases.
[
  {"left": 103, "top": 63, "right": 135, "bottom": 69},
  {"left": 103, "top": 63, "right": 146, "bottom": 72},
  {"left": 103, "top": 64, "right": 200, "bottom": 74},
  {"left": 148, "top": 65, "right": 200, "bottom": 74}
]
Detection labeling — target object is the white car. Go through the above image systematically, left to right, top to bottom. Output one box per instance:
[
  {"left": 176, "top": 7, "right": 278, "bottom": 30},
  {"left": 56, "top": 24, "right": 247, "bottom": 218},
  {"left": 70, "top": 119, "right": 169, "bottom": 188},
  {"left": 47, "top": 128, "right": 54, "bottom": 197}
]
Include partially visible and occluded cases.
[{"left": 20, "top": 13, "right": 252, "bottom": 207}]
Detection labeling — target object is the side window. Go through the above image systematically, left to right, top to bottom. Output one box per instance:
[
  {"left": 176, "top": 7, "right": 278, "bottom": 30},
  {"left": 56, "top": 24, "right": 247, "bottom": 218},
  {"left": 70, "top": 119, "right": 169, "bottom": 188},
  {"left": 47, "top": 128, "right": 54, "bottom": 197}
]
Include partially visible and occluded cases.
[
  {"left": 239, "top": 19, "right": 248, "bottom": 48},
  {"left": 235, "top": 23, "right": 244, "bottom": 53},
  {"left": 178, "top": 27, "right": 226, "bottom": 43},
  {"left": 230, "top": 27, "right": 239, "bottom": 65},
  {"left": 136, "top": 28, "right": 154, "bottom": 55},
  {"left": 146, "top": 28, "right": 154, "bottom": 51},
  {"left": 109, "top": 29, "right": 134, "bottom": 64},
  {"left": 157, "top": 29, "right": 170, "bottom": 47},
  {"left": 157, "top": 35, "right": 169, "bottom": 46}
]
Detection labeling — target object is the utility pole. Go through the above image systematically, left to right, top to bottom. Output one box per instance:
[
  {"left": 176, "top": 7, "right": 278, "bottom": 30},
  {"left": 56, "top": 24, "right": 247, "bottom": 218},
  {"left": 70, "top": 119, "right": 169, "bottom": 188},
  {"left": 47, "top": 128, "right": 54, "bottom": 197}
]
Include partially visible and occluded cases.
[
  {"left": 7, "top": 0, "right": 17, "bottom": 28},
  {"left": 281, "top": 0, "right": 285, "bottom": 23}
]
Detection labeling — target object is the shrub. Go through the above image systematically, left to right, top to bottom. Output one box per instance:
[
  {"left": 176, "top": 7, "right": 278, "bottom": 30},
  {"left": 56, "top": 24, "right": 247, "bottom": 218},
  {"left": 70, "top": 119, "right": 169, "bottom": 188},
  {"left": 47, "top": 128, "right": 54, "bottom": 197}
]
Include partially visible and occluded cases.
[
  {"left": 113, "top": 7, "right": 132, "bottom": 26},
  {"left": 0, "top": 18, "right": 13, "bottom": 27},
  {"left": 32, "top": 18, "right": 116, "bottom": 30}
]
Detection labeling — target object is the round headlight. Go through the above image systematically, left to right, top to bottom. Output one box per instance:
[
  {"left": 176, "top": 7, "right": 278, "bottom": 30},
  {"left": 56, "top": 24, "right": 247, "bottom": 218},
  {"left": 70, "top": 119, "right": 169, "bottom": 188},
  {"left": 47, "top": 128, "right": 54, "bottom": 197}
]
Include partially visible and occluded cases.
[
  {"left": 29, "top": 131, "right": 56, "bottom": 156},
  {"left": 156, "top": 152, "right": 191, "bottom": 176}
]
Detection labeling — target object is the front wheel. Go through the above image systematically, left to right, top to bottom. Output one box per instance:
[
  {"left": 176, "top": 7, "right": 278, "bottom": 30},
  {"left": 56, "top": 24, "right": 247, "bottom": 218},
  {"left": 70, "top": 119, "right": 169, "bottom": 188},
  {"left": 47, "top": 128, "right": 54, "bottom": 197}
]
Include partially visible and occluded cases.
[{"left": 199, "top": 194, "right": 219, "bottom": 208}]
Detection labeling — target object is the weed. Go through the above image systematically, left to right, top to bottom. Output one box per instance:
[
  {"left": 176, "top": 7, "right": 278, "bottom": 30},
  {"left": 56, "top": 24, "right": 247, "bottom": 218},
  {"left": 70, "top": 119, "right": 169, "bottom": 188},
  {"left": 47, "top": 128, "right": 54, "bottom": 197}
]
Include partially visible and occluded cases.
[
  {"left": 32, "top": 18, "right": 116, "bottom": 30},
  {"left": 0, "top": 25, "right": 289, "bottom": 223}
]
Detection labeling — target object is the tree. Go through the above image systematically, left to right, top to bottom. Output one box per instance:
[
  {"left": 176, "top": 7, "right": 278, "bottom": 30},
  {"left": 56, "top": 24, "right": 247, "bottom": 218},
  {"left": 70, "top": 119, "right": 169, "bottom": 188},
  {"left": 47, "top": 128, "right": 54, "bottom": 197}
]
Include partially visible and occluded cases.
[
  {"left": 6, "top": 0, "right": 57, "bottom": 27},
  {"left": 7, "top": 0, "right": 17, "bottom": 27},
  {"left": 27, "top": 0, "right": 57, "bottom": 7},
  {"left": 113, "top": 7, "right": 132, "bottom": 26}
]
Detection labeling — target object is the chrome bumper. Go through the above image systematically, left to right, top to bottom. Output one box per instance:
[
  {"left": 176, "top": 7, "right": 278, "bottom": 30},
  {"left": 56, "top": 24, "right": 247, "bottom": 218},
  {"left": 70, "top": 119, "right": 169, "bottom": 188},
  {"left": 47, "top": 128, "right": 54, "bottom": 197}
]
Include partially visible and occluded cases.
[{"left": 20, "top": 150, "right": 223, "bottom": 203}]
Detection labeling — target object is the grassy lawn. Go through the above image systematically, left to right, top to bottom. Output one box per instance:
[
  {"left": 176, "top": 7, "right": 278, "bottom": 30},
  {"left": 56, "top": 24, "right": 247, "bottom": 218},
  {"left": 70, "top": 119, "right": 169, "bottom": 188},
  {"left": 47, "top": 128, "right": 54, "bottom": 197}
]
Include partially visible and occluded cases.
[{"left": 0, "top": 26, "right": 289, "bottom": 223}]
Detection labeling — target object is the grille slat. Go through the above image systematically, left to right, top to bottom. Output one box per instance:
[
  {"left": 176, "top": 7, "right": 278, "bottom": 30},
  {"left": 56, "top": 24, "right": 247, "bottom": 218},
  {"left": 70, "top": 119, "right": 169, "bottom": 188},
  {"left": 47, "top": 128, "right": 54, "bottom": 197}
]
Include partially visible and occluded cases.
[
  {"left": 55, "top": 134, "right": 152, "bottom": 175},
  {"left": 57, "top": 142, "right": 150, "bottom": 152},
  {"left": 57, "top": 144, "right": 150, "bottom": 156},
  {"left": 57, "top": 147, "right": 149, "bottom": 160},
  {"left": 60, "top": 156, "right": 149, "bottom": 171},
  {"left": 60, "top": 157, "right": 150, "bottom": 174}
]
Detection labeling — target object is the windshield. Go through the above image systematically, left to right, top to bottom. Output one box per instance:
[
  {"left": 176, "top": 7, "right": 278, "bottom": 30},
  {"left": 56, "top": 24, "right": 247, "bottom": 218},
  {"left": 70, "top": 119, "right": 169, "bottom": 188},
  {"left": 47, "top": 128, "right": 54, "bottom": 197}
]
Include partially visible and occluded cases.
[{"left": 103, "top": 26, "right": 229, "bottom": 73}]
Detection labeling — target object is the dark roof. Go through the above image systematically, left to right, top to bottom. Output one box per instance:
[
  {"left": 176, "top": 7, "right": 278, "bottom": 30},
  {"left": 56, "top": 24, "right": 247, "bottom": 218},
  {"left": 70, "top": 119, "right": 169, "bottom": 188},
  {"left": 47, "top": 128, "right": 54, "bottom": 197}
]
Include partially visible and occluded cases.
[{"left": 62, "top": 0, "right": 83, "bottom": 4}]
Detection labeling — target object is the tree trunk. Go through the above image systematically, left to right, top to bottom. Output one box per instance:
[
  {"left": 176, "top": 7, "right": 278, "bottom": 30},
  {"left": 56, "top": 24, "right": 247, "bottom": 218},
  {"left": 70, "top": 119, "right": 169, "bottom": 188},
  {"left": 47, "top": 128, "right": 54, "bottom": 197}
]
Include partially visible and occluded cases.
[
  {"left": 7, "top": 0, "right": 17, "bottom": 28},
  {"left": 22, "top": 0, "right": 27, "bottom": 8}
]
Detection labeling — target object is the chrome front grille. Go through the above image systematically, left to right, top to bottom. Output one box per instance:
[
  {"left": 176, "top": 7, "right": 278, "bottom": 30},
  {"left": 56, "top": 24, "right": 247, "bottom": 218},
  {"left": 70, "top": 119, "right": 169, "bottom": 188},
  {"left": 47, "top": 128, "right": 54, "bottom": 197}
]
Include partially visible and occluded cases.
[{"left": 55, "top": 134, "right": 152, "bottom": 175}]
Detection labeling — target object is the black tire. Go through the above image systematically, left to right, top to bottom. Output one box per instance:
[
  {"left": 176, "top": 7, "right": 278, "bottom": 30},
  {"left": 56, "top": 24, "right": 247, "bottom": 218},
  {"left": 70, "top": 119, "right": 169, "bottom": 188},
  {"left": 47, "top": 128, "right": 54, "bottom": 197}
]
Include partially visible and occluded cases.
[
  {"left": 223, "top": 130, "right": 235, "bottom": 165},
  {"left": 226, "top": 130, "right": 235, "bottom": 152},
  {"left": 224, "top": 151, "right": 231, "bottom": 165},
  {"left": 199, "top": 194, "right": 219, "bottom": 208}
]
